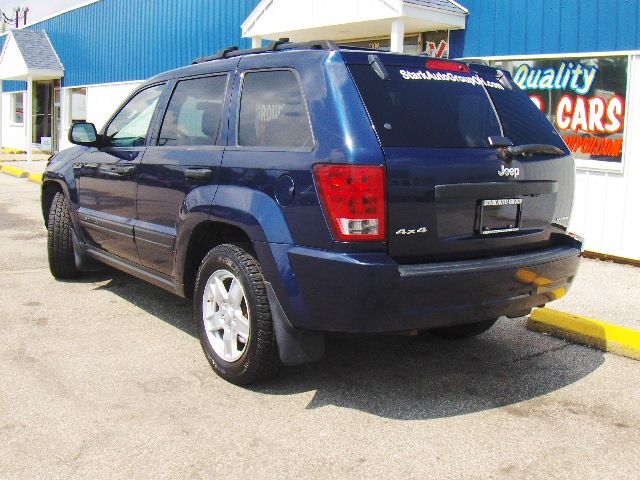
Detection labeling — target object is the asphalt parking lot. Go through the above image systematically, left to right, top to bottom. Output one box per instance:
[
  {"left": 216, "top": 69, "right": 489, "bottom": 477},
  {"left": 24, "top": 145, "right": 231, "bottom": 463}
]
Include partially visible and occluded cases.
[{"left": 1, "top": 172, "right": 639, "bottom": 479}]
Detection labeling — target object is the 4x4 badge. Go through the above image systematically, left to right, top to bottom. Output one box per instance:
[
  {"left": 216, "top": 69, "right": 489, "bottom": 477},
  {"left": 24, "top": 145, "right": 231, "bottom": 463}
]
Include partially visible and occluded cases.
[{"left": 395, "top": 227, "right": 428, "bottom": 235}]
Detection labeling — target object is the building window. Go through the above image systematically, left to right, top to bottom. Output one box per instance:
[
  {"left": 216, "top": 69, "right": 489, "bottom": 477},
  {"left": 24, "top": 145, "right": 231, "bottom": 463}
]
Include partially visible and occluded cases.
[
  {"left": 490, "top": 55, "right": 629, "bottom": 169},
  {"left": 238, "top": 70, "right": 313, "bottom": 148},
  {"left": 158, "top": 75, "right": 228, "bottom": 146},
  {"left": 70, "top": 88, "right": 87, "bottom": 123},
  {"left": 11, "top": 92, "right": 24, "bottom": 124}
]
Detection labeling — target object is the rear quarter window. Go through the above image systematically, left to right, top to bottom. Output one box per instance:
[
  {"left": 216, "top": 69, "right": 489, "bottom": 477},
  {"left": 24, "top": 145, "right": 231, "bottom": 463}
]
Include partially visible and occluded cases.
[{"left": 238, "top": 70, "right": 313, "bottom": 149}]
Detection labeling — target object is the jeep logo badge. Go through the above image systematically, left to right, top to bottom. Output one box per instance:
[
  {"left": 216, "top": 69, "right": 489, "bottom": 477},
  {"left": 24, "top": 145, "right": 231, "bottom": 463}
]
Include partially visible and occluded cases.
[{"left": 498, "top": 164, "right": 520, "bottom": 177}]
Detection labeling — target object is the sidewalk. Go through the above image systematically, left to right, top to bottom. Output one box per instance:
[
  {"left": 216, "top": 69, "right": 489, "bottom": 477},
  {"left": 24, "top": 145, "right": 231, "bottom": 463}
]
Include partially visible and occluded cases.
[
  {"left": 0, "top": 154, "right": 50, "bottom": 162},
  {"left": 529, "top": 257, "right": 640, "bottom": 360},
  {"left": 551, "top": 258, "right": 639, "bottom": 331}
]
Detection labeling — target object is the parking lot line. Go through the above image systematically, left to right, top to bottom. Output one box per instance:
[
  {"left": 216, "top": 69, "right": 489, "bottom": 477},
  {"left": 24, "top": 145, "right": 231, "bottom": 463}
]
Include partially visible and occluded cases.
[{"left": 528, "top": 307, "right": 640, "bottom": 360}]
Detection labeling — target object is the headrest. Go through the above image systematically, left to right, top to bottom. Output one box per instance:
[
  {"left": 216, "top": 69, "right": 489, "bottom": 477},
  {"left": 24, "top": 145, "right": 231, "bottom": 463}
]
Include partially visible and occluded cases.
[{"left": 200, "top": 103, "right": 220, "bottom": 139}]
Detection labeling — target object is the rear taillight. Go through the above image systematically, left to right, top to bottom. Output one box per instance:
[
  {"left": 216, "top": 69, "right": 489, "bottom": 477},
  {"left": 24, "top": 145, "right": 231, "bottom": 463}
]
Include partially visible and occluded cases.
[{"left": 313, "top": 164, "right": 386, "bottom": 242}]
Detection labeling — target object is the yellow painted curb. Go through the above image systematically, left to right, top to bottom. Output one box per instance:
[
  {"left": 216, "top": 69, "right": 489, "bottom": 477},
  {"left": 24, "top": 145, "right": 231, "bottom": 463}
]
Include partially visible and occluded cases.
[
  {"left": 0, "top": 164, "right": 28, "bottom": 178},
  {"left": 0, "top": 164, "right": 43, "bottom": 184},
  {"left": 27, "top": 172, "right": 43, "bottom": 184},
  {"left": 527, "top": 308, "right": 640, "bottom": 360}
]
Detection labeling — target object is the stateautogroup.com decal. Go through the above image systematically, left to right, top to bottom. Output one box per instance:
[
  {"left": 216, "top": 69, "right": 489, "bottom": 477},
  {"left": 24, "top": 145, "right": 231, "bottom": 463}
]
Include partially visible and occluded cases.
[{"left": 399, "top": 69, "right": 505, "bottom": 90}]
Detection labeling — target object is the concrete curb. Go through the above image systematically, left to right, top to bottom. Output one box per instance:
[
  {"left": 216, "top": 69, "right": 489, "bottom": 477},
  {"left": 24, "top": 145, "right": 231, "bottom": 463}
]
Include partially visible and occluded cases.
[
  {"left": 0, "top": 164, "right": 43, "bottom": 185},
  {"left": 0, "top": 164, "right": 28, "bottom": 178},
  {"left": 27, "top": 172, "right": 43, "bottom": 185},
  {"left": 582, "top": 250, "right": 640, "bottom": 267},
  {"left": 527, "top": 307, "right": 640, "bottom": 361}
]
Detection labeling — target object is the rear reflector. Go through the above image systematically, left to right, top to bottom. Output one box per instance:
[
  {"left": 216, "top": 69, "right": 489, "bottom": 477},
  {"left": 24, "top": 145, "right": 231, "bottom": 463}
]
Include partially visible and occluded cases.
[
  {"left": 426, "top": 59, "right": 470, "bottom": 73},
  {"left": 313, "top": 164, "right": 386, "bottom": 242}
]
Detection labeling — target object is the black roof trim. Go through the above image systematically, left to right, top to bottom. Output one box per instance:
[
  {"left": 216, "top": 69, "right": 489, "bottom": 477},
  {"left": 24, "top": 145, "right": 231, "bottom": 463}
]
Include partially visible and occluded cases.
[{"left": 192, "top": 39, "right": 340, "bottom": 64}]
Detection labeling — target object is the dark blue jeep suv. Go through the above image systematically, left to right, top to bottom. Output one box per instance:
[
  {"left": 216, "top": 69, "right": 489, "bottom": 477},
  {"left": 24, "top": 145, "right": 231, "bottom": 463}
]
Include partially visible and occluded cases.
[{"left": 42, "top": 41, "right": 582, "bottom": 384}]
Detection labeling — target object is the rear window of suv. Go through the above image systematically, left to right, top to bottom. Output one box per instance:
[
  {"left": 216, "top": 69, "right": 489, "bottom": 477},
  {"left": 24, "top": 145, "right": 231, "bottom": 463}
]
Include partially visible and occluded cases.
[
  {"left": 348, "top": 63, "right": 567, "bottom": 151},
  {"left": 485, "top": 85, "right": 567, "bottom": 150}
]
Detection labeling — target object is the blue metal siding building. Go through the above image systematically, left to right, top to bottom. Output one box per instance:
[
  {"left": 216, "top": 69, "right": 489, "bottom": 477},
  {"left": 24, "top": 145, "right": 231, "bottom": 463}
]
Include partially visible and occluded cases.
[
  {"left": 1, "top": 0, "right": 260, "bottom": 92},
  {"left": 2, "top": 0, "right": 639, "bottom": 92},
  {"left": 453, "top": 0, "right": 640, "bottom": 58}
]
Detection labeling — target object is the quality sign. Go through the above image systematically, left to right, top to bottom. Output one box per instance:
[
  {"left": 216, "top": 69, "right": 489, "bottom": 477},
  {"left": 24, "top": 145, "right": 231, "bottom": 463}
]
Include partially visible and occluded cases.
[
  {"left": 497, "top": 57, "right": 628, "bottom": 163},
  {"left": 513, "top": 62, "right": 598, "bottom": 95}
]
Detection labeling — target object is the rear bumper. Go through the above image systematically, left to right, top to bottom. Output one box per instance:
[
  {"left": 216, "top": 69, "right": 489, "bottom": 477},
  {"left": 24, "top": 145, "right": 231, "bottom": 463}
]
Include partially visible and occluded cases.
[{"left": 258, "top": 239, "right": 582, "bottom": 333}]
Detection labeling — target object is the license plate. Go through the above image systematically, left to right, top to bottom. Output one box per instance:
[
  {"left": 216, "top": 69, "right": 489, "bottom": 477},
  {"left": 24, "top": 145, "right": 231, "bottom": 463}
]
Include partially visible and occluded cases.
[{"left": 477, "top": 198, "right": 523, "bottom": 235}]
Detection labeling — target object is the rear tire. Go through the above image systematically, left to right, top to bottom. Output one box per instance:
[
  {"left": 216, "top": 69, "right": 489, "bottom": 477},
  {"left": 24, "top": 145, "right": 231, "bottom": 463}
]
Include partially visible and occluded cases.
[
  {"left": 47, "top": 192, "right": 80, "bottom": 279},
  {"left": 194, "top": 244, "right": 279, "bottom": 385},
  {"left": 429, "top": 318, "right": 498, "bottom": 339}
]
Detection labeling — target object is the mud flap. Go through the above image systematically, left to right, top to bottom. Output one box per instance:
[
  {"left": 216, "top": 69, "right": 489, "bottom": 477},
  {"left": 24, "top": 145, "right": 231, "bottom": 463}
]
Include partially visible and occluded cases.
[
  {"left": 72, "top": 230, "right": 102, "bottom": 272},
  {"left": 265, "top": 282, "right": 325, "bottom": 365}
]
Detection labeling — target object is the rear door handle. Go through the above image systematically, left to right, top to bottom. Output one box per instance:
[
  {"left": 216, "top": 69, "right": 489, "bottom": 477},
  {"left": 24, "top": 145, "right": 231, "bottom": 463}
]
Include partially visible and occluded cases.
[
  {"left": 113, "top": 165, "right": 136, "bottom": 176},
  {"left": 184, "top": 168, "right": 212, "bottom": 180}
]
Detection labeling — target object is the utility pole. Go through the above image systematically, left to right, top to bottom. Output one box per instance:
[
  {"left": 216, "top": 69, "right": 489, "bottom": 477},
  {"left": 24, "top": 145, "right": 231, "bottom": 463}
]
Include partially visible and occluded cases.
[{"left": 10, "top": 6, "right": 29, "bottom": 28}]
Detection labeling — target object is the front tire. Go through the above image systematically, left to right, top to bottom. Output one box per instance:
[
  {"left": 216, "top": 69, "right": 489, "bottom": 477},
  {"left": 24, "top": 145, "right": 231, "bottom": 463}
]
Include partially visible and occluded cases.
[
  {"left": 47, "top": 192, "right": 80, "bottom": 279},
  {"left": 194, "top": 244, "right": 278, "bottom": 385},
  {"left": 429, "top": 318, "right": 498, "bottom": 339}
]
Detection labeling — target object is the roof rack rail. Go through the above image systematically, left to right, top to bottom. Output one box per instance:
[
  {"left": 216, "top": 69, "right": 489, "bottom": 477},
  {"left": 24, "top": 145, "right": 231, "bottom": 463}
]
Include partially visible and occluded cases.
[{"left": 191, "top": 39, "right": 340, "bottom": 65}]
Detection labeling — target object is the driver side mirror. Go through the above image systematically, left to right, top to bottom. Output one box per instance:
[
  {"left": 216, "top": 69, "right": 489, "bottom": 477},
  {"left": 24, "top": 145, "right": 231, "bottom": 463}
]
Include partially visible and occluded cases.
[{"left": 69, "top": 122, "right": 99, "bottom": 147}]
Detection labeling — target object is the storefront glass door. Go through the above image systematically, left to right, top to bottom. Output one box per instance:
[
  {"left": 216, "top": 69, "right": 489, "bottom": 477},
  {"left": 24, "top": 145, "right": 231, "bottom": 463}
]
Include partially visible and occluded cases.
[
  {"left": 32, "top": 80, "right": 59, "bottom": 153},
  {"left": 53, "top": 87, "right": 61, "bottom": 153}
]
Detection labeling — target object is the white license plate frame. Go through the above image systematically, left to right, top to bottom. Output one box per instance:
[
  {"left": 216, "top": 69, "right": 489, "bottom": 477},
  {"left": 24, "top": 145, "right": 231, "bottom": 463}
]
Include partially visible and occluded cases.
[{"left": 478, "top": 198, "right": 523, "bottom": 235}]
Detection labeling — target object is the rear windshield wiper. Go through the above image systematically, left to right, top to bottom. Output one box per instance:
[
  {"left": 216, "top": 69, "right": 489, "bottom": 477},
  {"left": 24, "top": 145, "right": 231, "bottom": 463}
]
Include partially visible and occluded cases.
[
  {"left": 488, "top": 137, "right": 564, "bottom": 160},
  {"left": 503, "top": 144, "right": 565, "bottom": 159}
]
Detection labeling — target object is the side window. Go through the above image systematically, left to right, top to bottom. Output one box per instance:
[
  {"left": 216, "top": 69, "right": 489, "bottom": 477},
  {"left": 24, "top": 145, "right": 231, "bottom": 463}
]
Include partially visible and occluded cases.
[
  {"left": 238, "top": 70, "right": 313, "bottom": 148},
  {"left": 158, "top": 75, "right": 228, "bottom": 147},
  {"left": 105, "top": 84, "right": 164, "bottom": 147},
  {"left": 11, "top": 93, "right": 24, "bottom": 124}
]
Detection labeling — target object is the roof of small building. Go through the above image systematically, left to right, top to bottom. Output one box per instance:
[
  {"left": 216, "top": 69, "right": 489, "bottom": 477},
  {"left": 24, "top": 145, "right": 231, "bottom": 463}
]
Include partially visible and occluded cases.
[
  {"left": 242, "top": 0, "right": 468, "bottom": 43},
  {"left": 405, "top": 0, "right": 468, "bottom": 14},
  {"left": 10, "top": 29, "right": 63, "bottom": 71}
]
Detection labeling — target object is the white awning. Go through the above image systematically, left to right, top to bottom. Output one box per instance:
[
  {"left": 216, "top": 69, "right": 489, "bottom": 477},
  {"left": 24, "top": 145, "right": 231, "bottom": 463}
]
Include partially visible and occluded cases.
[
  {"left": 242, "top": 0, "right": 467, "bottom": 44},
  {"left": 0, "top": 29, "right": 64, "bottom": 162},
  {"left": 0, "top": 30, "right": 64, "bottom": 81}
]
